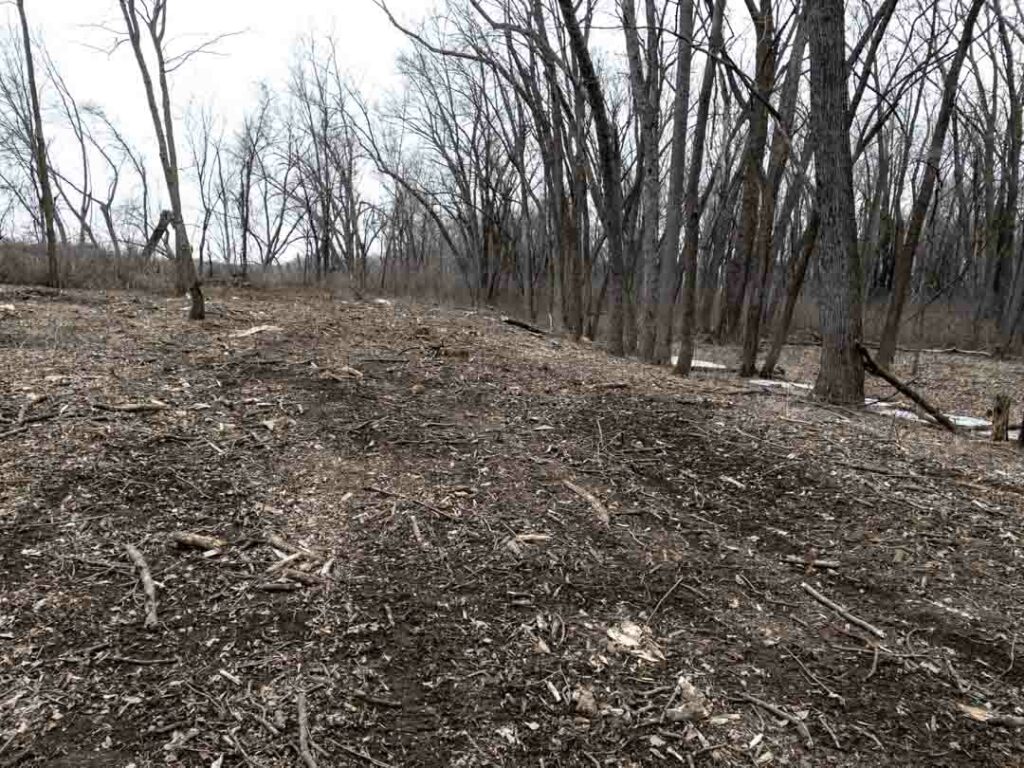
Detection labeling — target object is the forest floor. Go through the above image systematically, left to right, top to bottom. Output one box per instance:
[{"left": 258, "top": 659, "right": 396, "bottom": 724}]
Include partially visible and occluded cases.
[{"left": 1, "top": 286, "right": 1023, "bottom": 768}]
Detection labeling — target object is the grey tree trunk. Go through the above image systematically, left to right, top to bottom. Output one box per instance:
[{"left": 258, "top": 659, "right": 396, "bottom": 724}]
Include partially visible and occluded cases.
[
  {"left": 556, "top": 0, "right": 626, "bottom": 356},
  {"left": 624, "top": 0, "right": 663, "bottom": 362},
  {"left": 654, "top": 0, "right": 694, "bottom": 364},
  {"left": 675, "top": 0, "right": 726, "bottom": 375},
  {"left": 807, "top": 0, "right": 864, "bottom": 404}
]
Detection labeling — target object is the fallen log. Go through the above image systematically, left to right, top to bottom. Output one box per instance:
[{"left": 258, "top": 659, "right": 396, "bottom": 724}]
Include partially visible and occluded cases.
[
  {"left": 501, "top": 316, "right": 545, "bottom": 335},
  {"left": 856, "top": 343, "right": 957, "bottom": 434}
]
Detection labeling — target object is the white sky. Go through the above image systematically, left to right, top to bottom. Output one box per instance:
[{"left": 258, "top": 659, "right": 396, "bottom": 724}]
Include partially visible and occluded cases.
[
  {"left": 0, "top": 0, "right": 429, "bottom": 222},
  {"left": 5, "top": 0, "right": 429, "bottom": 132}
]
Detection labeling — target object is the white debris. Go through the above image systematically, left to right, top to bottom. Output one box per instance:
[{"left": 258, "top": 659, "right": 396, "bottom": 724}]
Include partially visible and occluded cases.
[
  {"left": 231, "top": 324, "right": 282, "bottom": 338},
  {"left": 670, "top": 356, "right": 729, "bottom": 370},
  {"left": 748, "top": 378, "right": 813, "bottom": 393}
]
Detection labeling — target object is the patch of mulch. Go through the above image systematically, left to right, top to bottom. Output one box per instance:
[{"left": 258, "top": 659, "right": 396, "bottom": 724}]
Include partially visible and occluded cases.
[{"left": 1, "top": 286, "right": 1022, "bottom": 767}]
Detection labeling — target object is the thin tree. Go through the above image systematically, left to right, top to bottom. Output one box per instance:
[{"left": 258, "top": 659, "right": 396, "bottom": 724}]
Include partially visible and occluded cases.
[
  {"left": 16, "top": 0, "right": 57, "bottom": 287},
  {"left": 116, "top": 0, "right": 204, "bottom": 319},
  {"left": 555, "top": 0, "right": 626, "bottom": 356},
  {"left": 875, "top": 0, "right": 985, "bottom": 367}
]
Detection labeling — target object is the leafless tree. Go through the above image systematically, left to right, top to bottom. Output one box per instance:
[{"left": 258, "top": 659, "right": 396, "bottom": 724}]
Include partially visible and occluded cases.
[
  {"left": 16, "top": 0, "right": 57, "bottom": 286},
  {"left": 116, "top": 0, "right": 204, "bottom": 318}
]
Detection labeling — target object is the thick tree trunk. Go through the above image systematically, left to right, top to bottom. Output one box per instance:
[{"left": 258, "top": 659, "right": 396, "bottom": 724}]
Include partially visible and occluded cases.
[{"left": 808, "top": 0, "right": 865, "bottom": 404}]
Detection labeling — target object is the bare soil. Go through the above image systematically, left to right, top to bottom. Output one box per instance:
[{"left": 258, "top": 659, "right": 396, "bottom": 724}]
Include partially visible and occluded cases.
[{"left": 1, "top": 287, "right": 1023, "bottom": 767}]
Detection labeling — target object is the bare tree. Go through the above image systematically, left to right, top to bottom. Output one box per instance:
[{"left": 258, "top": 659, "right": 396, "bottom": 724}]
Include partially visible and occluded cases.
[
  {"left": 16, "top": 0, "right": 57, "bottom": 286},
  {"left": 116, "top": 0, "right": 204, "bottom": 319},
  {"left": 876, "top": 0, "right": 986, "bottom": 367}
]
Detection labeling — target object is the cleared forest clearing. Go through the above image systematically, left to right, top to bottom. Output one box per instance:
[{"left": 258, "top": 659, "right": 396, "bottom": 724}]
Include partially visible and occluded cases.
[{"left": 1, "top": 287, "right": 1023, "bottom": 767}]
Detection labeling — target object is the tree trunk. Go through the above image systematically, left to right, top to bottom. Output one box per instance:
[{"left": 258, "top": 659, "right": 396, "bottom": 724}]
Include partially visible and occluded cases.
[
  {"left": 17, "top": 0, "right": 58, "bottom": 289},
  {"left": 556, "top": 0, "right": 626, "bottom": 356},
  {"left": 625, "top": 0, "right": 663, "bottom": 361},
  {"left": 654, "top": 0, "right": 694, "bottom": 364},
  {"left": 675, "top": 0, "right": 725, "bottom": 375},
  {"left": 808, "top": 0, "right": 865, "bottom": 404},
  {"left": 760, "top": 211, "right": 819, "bottom": 377}
]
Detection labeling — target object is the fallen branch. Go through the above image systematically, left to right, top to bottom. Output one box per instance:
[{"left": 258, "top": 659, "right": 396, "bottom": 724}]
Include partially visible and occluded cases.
[
  {"left": 501, "top": 315, "right": 545, "bottom": 335},
  {"left": 856, "top": 343, "right": 957, "bottom": 433},
  {"left": 97, "top": 400, "right": 170, "bottom": 413},
  {"left": 0, "top": 425, "right": 28, "bottom": 441},
  {"left": 563, "top": 480, "right": 611, "bottom": 525},
  {"left": 364, "top": 485, "right": 456, "bottom": 520},
  {"left": 266, "top": 533, "right": 305, "bottom": 555},
  {"left": 124, "top": 544, "right": 158, "bottom": 630},
  {"left": 267, "top": 551, "right": 307, "bottom": 574},
  {"left": 783, "top": 555, "right": 841, "bottom": 569},
  {"left": 650, "top": 575, "right": 708, "bottom": 619},
  {"left": 257, "top": 582, "right": 301, "bottom": 593},
  {"left": 801, "top": 582, "right": 885, "bottom": 640},
  {"left": 297, "top": 690, "right": 318, "bottom": 768},
  {"left": 739, "top": 692, "right": 813, "bottom": 749},
  {"left": 958, "top": 703, "right": 1024, "bottom": 727},
  {"left": 324, "top": 737, "right": 396, "bottom": 768}
]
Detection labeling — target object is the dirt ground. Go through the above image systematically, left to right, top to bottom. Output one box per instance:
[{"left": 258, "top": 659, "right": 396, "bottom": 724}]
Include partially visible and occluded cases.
[{"left": 1, "top": 286, "right": 1023, "bottom": 767}]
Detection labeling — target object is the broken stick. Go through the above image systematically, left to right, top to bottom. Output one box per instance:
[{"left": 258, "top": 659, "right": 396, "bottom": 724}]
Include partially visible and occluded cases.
[
  {"left": 856, "top": 344, "right": 957, "bottom": 433},
  {"left": 563, "top": 480, "right": 611, "bottom": 525},
  {"left": 124, "top": 544, "right": 158, "bottom": 630},
  {"left": 783, "top": 555, "right": 841, "bottom": 569},
  {"left": 801, "top": 581, "right": 885, "bottom": 640},
  {"left": 297, "top": 690, "right": 318, "bottom": 768},
  {"left": 739, "top": 692, "right": 813, "bottom": 749}
]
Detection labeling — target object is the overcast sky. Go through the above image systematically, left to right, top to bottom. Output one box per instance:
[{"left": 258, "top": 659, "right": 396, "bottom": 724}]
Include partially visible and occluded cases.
[
  {"left": 0, "top": 0, "right": 430, "bottom": 221},
  {"left": 4, "top": 0, "right": 429, "bottom": 131}
]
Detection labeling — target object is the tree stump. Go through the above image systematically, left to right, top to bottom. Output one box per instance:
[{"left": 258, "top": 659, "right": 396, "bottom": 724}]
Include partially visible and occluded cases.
[{"left": 992, "top": 395, "right": 1012, "bottom": 442}]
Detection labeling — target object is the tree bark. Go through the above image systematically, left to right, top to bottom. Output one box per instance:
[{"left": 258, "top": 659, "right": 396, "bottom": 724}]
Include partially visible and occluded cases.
[
  {"left": 625, "top": 0, "right": 662, "bottom": 362},
  {"left": 808, "top": 0, "right": 864, "bottom": 404}
]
